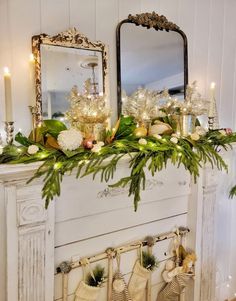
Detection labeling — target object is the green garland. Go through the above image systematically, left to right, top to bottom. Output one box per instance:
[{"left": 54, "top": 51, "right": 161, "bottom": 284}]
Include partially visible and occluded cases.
[{"left": 1, "top": 116, "right": 236, "bottom": 211}]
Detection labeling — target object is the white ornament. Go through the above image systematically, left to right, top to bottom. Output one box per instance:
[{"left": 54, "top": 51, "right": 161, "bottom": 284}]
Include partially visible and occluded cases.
[
  {"left": 195, "top": 126, "right": 207, "bottom": 136},
  {"left": 57, "top": 128, "right": 83, "bottom": 151},
  {"left": 219, "top": 129, "right": 227, "bottom": 136},
  {"left": 172, "top": 133, "right": 180, "bottom": 138},
  {"left": 190, "top": 133, "right": 200, "bottom": 141},
  {"left": 170, "top": 137, "right": 178, "bottom": 144},
  {"left": 139, "top": 138, "right": 147, "bottom": 145},
  {"left": 91, "top": 143, "right": 103, "bottom": 153},
  {"left": 27, "top": 145, "right": 39, "bottom": 155}
]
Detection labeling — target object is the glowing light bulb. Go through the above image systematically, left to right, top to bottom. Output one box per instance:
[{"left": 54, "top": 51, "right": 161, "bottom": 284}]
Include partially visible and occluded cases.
[
  {"left": 54, "top": 162, "right": 62, "bottom": 170},
  {"left": 228, "top": 275, "right": 232, "bottom": 280},
  {"left": 226, "top": 283, "right": 230, "bottom": 288}
]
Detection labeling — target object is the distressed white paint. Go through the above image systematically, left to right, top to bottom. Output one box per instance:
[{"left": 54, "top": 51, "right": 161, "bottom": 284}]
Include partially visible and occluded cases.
[
  {"left": 0, "top": 0, "right": 236, "bottom": 300},
  {"left": 0, "top": 148, "right": 235, "bottom": 301},
  {"left": 0, "top": 163, "right": 55, "bottom": 301}
]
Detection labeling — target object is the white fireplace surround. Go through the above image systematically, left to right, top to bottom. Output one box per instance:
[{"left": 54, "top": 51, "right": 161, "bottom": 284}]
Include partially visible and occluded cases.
[{"left": 0, "top": 149, "right": 235, "bottom": 301}]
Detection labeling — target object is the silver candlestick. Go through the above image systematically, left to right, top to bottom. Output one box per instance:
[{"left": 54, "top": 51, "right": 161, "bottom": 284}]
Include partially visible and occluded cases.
[
  {"left": 29, "top": 106, "right": 37, "bottom": 142},
  {"left": 5, "top": 121, "right": 14, "bottom": 145}
]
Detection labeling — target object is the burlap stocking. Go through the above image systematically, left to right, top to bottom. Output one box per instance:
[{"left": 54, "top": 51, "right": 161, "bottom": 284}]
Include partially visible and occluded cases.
[
  {"left": 74, "top": 259, "right": 101, "bottom": 301},
  {"left": 128, "top": 260, "right": 150, "bottom": 301},
  {"left": 156, "top": 273, "right": 192, "bottom": 301},
  {"left": 74, "top": 281, "right": 101, "bottom": 301}
]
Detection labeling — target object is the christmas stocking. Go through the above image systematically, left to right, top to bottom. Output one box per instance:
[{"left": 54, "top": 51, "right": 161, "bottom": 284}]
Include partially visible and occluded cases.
[
  {"left": 111, "top": 253, "right": 132, "bottom": 301},
  {"left": 128, "top": 260, "right": 150, "bottom": 301},
  {"left": 112, "top": 270, "right": 132, "bottom": 301},
  {"left": 156, "top": 273, "right": 192, "bottom": 301},
  {"left": 74, "top": 281, "right": 101, "bottom": 301}
]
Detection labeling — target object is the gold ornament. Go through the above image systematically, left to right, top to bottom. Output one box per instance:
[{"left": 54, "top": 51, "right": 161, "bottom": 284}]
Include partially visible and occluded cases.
[{"left": 134, "top": 127, "right": 148, "bottom": 137}]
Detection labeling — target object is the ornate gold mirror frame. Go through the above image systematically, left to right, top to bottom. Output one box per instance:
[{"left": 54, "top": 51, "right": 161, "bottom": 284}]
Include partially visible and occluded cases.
[
  {"left": 116, "top": 12, "right": 188, "bottom": 116},
  {"left": 32, "top": 28, "right": 109, "bottom": 125}
]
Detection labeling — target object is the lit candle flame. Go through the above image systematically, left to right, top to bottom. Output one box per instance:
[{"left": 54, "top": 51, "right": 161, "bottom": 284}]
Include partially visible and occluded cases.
[
  {"left": 3, "top": 67, "right": 10, "bottom": 76},
  {"left": 210, "top": 82, "right": 216, "bottom": 89}
]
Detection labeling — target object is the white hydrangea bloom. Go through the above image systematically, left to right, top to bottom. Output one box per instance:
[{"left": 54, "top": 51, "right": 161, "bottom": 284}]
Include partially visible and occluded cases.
[
  {"left": 57, "top": 128, "right": 83, "bottom": 151},
  {"left": 28, "top": 145, "right": 39, "bottom": 155}
]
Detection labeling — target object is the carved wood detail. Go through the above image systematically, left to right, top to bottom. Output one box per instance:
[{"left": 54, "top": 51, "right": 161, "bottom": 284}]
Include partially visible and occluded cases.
[
  {"left": 17, "top": 200, "right": 46, "bottom": 226},
  {"left": 18, "top": 226, "right": 46, "bottom": 301}
]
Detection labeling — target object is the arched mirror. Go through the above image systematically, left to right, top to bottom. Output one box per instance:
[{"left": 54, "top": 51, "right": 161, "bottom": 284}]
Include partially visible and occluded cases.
[
  {"left": 116, "top": 12, "right": 188, "bottom": 115},
  {"left": 32, "top": 28, "right": 109, "bottom": 125}
]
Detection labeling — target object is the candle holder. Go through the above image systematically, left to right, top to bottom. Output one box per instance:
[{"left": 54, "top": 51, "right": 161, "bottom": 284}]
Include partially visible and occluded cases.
[
  {"left": 29, "top": 106, "right": 37, "bottom": 142},
  {"left": 5, "top": 121, "right": 14, "bottom": 145}
]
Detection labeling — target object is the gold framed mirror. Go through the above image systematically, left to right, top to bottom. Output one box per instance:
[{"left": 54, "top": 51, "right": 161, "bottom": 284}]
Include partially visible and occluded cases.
[
  {"left": 116, "top": 12, "right": 188, "bottom": 116},
  {"left": 32, "top": 28, "right": 109, "bottom": 125}
]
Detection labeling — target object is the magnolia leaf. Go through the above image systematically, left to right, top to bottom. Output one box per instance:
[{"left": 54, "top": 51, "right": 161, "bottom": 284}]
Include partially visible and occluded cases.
[
  {"left": 115, "top": 115, "right": 136, "bottom": 139},
  {"left": 43, "top": 119, "right": 67, "bottom": 138},
  {"left": 15, "top": 132, "right": 32, "bottom": 146},
  {"left": 45, "top": 135, "right": 60, "bottom": 150},
  {"left": 62, "top": 148, "right": 85, "bottom": 158}
]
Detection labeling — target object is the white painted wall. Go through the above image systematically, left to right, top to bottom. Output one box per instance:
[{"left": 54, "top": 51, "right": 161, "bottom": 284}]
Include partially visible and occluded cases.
[{"left": 0, "top": 0, "right": 236, "bottom": 300}]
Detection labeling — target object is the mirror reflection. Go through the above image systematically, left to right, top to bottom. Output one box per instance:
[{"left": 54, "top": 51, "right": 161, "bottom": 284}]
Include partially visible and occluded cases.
[
  {"left": 120, "top": 23, "right": 185, "bottom": 101},
  {"left": 40, "top": 44, "right": 103, "bottom": 120}
]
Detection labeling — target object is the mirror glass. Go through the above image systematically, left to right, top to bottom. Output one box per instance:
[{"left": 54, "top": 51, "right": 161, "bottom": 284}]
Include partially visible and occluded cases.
[
  {"left": 120, "top": 23, "right": 185, "bottom": 99},
  {"left": 40, "top": 44, "right": 103, "bottom": 120}
]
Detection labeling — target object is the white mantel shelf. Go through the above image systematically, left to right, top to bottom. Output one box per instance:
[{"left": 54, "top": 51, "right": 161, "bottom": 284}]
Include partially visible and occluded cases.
[{"left": 0, "top": 148, "right": 235, "bottom": 301}]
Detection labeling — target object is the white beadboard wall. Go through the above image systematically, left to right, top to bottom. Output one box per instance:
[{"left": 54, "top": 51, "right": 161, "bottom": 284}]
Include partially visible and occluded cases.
[
  {"left": 0, "top": 0, "right": 236, "bottom": 134},
  {"left": 1, "top": 0, "right": 236, "bottom": 300}
]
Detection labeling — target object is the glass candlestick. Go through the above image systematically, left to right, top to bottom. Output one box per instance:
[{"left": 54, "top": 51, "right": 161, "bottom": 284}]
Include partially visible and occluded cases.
[{"left": 5, "top": 121, "right": 14, "bottom": 144}]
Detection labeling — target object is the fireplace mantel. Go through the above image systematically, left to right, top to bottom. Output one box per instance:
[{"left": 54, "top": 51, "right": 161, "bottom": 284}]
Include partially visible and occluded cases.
[{"left": 0, "top": 149, "right": 234, "bottom": 301}]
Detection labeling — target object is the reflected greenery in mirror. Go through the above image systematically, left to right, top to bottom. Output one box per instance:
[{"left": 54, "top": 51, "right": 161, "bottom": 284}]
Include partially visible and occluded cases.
[
  {"left": 116, "top": 12, "right": 188, "bottom": 115},
  {"left": 32, "top": 28, "right": 109, "bottom": 125}
]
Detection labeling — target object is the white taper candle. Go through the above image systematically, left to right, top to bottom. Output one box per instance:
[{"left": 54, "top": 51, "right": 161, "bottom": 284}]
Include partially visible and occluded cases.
[{"left": 4, "top": 67, "right": 13, "bottom": 121}]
